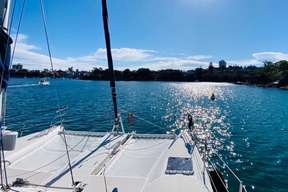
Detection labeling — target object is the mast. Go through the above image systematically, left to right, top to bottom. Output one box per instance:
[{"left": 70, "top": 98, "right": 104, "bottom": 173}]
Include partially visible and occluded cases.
[
  {"left": 0, "top": 0, "right": 12, "bottom": 125},
  {"left": 0, "top": 0, "right": 12, "bottom": 188},
  {"left": 2, "top": 0, "right": 11, "bottom": 31},
  {"left": 101, "top": 0, "right": 123, "bottom": 132}
]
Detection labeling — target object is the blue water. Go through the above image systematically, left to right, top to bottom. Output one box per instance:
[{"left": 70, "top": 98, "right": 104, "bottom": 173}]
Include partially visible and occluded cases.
[{"left": 5, "top": 78, "right": 288, "bottom": 192}]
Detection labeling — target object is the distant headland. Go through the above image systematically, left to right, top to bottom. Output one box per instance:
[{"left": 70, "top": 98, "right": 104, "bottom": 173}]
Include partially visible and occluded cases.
[{"left": 10, "top": 60, "right": 288, "bottom": 89}]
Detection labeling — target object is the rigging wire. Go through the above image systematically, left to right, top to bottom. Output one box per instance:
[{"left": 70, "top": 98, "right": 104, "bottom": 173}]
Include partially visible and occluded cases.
[
  {"left": 10, "top": 0, "right": 26, "bottom": 69},
  {"left": 39, "top": 0, "right": 75, "bottom": 186},
  {"left": 39, "top": 0, "right": 54, "bottom": 73}
]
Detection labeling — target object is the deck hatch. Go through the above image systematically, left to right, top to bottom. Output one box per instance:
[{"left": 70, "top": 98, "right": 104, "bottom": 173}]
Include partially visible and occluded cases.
[{"left": 165, "top": 157, "right": 193, "bottom": 175}]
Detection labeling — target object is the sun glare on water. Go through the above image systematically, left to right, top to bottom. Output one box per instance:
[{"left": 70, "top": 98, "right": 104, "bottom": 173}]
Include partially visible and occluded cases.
[{"left": 165, "top": 82, "right": 234, "bottom": 158}]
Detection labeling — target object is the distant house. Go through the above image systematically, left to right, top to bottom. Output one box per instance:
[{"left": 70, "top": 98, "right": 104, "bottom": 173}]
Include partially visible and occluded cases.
[
  {"left": 219, "top": 60, "right": 227, "bottom": 70},
  {"left": 12, "top": 64, "right": 23, "bottom": 71}
]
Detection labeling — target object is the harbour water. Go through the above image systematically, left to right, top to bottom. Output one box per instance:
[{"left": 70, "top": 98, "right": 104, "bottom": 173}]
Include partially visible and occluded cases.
[{"left": 6, "top": 78, "right": 288, "bottom": 192}]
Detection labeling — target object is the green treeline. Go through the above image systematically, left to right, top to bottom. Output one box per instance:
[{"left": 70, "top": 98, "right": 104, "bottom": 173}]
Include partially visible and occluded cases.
[{"left": 10, "top": 60, "right": 288, "bottom": 88}]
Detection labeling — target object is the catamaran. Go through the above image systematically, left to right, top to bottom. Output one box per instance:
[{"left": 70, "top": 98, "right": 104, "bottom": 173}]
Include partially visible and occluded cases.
[{"left": 0, "top": 0, "right": 248, "bottom": 191}]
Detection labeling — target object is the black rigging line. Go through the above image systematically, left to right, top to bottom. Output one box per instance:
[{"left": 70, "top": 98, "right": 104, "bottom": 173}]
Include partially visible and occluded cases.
[{"left": 101, "top": 0, "right": 119, "bottom": 123}]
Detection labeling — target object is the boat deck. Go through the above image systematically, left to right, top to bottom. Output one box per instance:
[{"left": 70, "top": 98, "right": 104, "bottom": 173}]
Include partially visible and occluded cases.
[{"left": 4, "top": 126, "right": 213, "bottom": 192}]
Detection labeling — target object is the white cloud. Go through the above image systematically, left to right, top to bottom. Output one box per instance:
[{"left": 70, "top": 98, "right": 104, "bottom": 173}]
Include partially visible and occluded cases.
[
  {"left": 12, "top": 34, "right": 288, "bottom": 71},
  {"left": 12, "top": 34, "right": 213, "bottom": 71},
  {"left": 12, "top": 34, "right": 157, "bottom": 70},
  {"left": 13, "top": 34, "right": 74, "bottom": 70},
  {"left": 94, "top": 48, "right": 155, "bottom": 61},
  {"left": 226, "top": 52, "right": 288, "bottom": 67},
  {"left": 252, "top": 52, "right": 288, "bottom": 62},
  {"left": 186, "top": 55, "right": 212, "bottom": 60},
  {"left": 141, "top": 56, "right": 210, "bottom": 70},
  {"left": 227, "top": 59, "right": 261, "bottom": 67}
]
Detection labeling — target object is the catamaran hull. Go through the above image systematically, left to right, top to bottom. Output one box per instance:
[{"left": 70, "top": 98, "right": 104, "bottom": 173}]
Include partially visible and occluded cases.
[{"left": 3, "top": 126, "right": 213, "bottom": 192}]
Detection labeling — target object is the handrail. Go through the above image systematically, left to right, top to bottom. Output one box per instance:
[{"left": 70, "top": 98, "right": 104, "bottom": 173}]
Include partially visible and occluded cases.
[
  {"left": 188, "top": 131, "right": 248, "bottom": 192},
  {"left": 206, "top": 152, "right": 248, "bottom": 192},
  {"left": 212, "top": 152, "right": 242, "bottom": 183},
  {"left": 207, "top": 159, "right": 229, "bottom": 192},
  {"left": 207, "top": 169, "right": 219, "bottom": 192},
  {"left": 243, "top": 185, "right": 248, "bottom": 192}
]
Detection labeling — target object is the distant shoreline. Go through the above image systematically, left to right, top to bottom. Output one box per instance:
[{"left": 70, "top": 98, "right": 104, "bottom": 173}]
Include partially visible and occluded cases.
[
  {"left": 10, "top": 60, "right": 288, "bottom": 89},
  {"left": 10, "top": 76, "right": 288, "bottom": 91},
  {"left": 234, "top": 81, "right": 288, "bottom": 90}
]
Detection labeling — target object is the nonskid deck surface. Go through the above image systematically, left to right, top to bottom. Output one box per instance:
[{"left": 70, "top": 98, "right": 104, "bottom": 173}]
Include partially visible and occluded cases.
[{"left": 3, "top": 126, "right": 213, "bottom": 192}]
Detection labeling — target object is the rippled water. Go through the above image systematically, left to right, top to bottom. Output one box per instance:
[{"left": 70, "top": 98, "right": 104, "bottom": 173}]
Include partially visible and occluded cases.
[{"left": 5, "top": 78, "right": 288, "bottom": 192}]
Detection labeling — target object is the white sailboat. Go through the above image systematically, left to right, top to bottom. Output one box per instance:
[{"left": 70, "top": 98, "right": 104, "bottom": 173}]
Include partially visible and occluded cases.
[{"left": 0, "top": 0, "right": 248, "bottom": 192}]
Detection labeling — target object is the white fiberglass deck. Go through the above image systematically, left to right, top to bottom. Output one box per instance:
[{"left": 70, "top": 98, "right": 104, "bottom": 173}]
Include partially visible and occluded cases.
[{"left": 3, "top": 126, "right": 213, "bottom": 192}]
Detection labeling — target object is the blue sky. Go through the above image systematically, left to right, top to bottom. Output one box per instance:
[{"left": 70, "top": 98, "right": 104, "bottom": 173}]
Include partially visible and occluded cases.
[{"left": 10, "top": 0, "right": 288, "bottom": 70}]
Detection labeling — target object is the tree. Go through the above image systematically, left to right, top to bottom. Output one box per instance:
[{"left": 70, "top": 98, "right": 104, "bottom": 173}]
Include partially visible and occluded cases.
[
  {"left": 276, "top": 60, "right": 288, "bottom": 71},
  {"left": 208, "top": 62, "right": 214, "bottom": 72},
  {"left": 68, "top": 67, "right": 74, "bottom": 73},
  {"left": 136, "top": 68, "right": 152, "bottom": 80},
  {"left": 194, "top": 68, "right": 203, "bottom": 80},
  {"left": 123, "top": 69, "right": 132, "bottom": 80},
  {"left": 279, "top": 70, "right": 288, "bottom": 86}
]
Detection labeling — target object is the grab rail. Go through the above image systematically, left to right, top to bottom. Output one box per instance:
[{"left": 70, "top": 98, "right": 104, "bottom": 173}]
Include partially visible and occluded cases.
[
  {"left": 189, "top": 131, "right": 248, "bottom": 192},
  {"left": 206, "top": 152, "right": 248, "bottom": 192}
]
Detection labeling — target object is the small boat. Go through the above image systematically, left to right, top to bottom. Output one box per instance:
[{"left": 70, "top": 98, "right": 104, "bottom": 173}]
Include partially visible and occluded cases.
[
  {"left": 39, "top": 79, "right": 50, "bottom": 86},
  {"left": 210, "top": 93, "right": 215, "bottom": 101}
]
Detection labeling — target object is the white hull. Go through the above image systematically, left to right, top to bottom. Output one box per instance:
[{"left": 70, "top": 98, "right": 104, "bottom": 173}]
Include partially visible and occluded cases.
[
  {"left": 39, "top": 81, "right": 50, "bottom": 86},
  {"left": 4, "top": 126, "right": 213, "bottom": 192}
]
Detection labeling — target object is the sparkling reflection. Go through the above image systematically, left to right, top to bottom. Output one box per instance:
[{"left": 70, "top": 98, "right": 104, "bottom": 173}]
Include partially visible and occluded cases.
[{"left": 165, "top": 82, "right": 233, "bottom": 158}]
